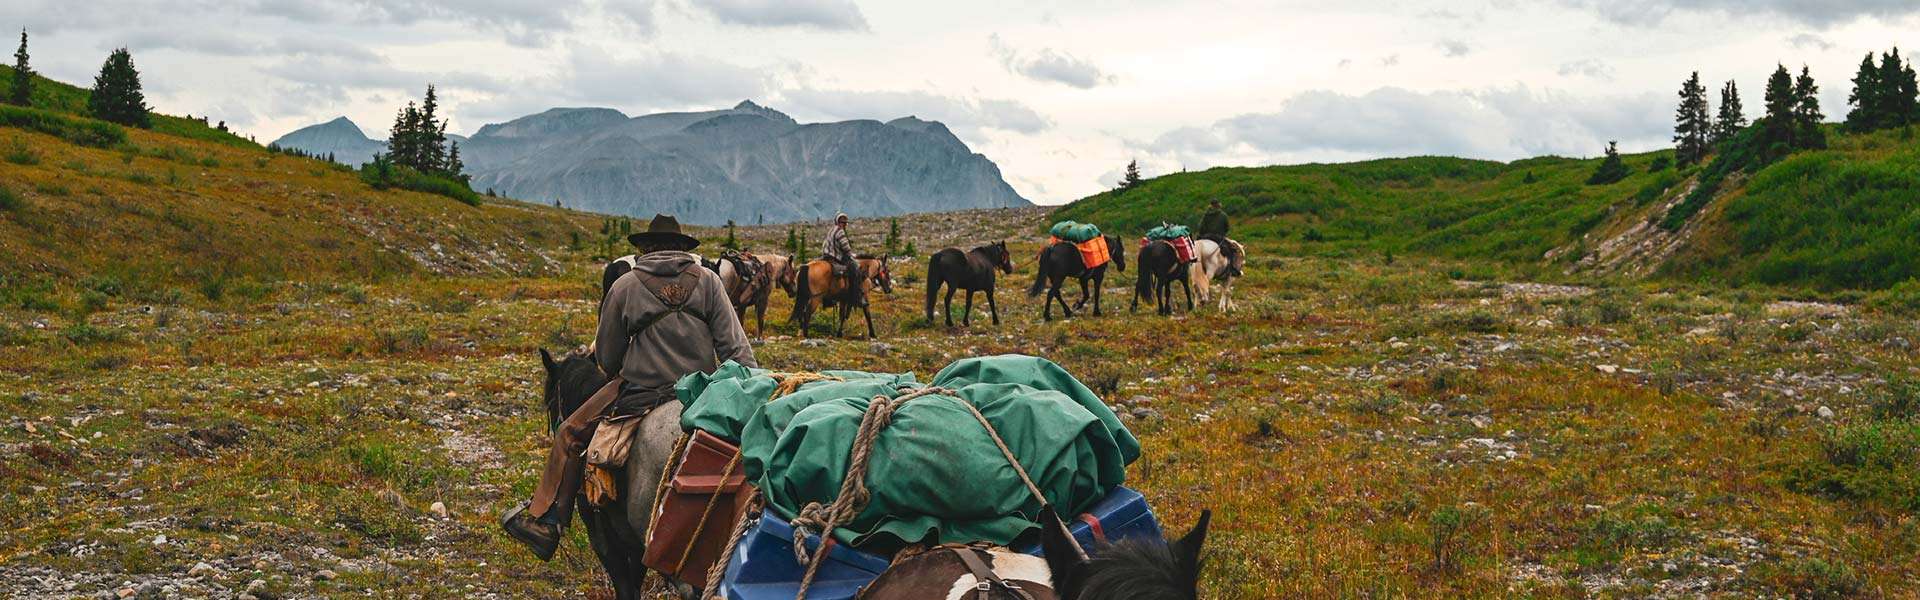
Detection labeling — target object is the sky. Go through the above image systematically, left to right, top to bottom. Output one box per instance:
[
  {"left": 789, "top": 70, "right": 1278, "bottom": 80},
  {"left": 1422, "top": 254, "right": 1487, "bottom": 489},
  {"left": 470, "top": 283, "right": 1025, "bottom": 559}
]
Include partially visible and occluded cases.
[{"left": 5, "top": 0, "right": 1917, "bottom": 204}]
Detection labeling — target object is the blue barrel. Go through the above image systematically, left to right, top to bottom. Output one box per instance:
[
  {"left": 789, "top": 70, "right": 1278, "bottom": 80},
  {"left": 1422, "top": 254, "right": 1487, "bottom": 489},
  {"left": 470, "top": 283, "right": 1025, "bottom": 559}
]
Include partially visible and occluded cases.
[{"left": 716, "top": 487, "right": 1162, "bottom": 600}]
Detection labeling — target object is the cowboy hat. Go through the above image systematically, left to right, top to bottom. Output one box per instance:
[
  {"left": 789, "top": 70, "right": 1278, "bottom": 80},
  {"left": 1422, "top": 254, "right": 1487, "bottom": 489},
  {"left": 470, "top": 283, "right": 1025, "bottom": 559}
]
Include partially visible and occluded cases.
[{"left": 627, "top": 214, "right": 701, "bottom": 251}]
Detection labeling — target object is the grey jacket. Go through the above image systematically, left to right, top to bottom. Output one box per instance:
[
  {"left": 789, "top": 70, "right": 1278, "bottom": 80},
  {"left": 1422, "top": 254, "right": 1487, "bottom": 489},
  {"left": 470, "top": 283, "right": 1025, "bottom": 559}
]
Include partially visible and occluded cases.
[
  {"left": 823, "top": 226, "right": 854, "bottom": 262},
  {"left": 596, "top": 251, "right": 758, "bottom": 400}
]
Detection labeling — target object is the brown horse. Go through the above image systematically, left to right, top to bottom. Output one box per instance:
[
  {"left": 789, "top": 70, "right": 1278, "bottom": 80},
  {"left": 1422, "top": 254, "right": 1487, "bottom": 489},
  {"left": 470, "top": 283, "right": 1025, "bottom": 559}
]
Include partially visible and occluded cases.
[
  {"left": 711, "top": 252, "right": 773, "bottom": 338},
  {"left": 793, "top": 256, "right": 893, "bottom": 338}
]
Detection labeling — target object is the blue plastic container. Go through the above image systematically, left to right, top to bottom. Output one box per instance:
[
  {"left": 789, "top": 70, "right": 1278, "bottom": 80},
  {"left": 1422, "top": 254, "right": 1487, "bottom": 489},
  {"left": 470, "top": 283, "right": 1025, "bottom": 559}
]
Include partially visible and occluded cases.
[{"left": 717, "top": 487, "right": 1162, "bottom": 600}]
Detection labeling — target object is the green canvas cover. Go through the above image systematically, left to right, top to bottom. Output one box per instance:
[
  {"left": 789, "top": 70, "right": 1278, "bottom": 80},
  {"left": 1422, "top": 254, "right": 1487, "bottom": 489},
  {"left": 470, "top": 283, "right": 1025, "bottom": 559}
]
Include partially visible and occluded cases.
[
  {"left": 1048, "top": 221, "right": 1103, "bottom": 244},
  {"left": 1145, "top": 223, "right": 1191, "bottom": 241},
  {"left": 675, "top": 355, "right": 1139, "bottom": 552},
  {"left": 675, "top": 362, "right": 918, "bottom": 443}
]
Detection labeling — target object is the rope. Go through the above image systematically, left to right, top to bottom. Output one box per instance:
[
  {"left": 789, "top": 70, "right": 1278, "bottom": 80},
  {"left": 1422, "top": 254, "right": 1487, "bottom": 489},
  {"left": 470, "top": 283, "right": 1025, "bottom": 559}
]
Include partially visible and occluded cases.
[
  {"left": 768, "top": 371, "right": 843, "bottom": 398},
  {"left": 791, "top": 386, "right": 954, "bottom": 600},
  {"left": 644, "top": 433, "right": 691, "bottom": 548},
  {"left": 699, "top": 490, "right": 764, "bottom": 600}
]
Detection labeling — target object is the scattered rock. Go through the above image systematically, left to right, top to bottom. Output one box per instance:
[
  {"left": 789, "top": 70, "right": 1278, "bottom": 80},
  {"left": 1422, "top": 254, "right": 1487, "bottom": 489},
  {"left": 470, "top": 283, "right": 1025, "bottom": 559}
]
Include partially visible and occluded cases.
[
  {"left": 868, "top": 341, "right": 894, "bottom": 355},
  {"left": 1595, "top": 364, "right": 1619, "bottom": 374},
  {"left": 1817, "top": 406, "right": 1835, "bottom": 419},
  {"left": 1130, "top": 407, "right": 1159, "bottom": 420},
  {"left": 1468, "top": 415, "right": 1493, "bottom": 429},
  {"left": 429, "top": 502, "right": 449, "bottom": 519},
  {"left": 150, "top": 534, "right": 167, "bottom": 546},
  {"left": 189, "top": 562, "right": 214, "bottom": 577},
  {"left": 315, "top": 569, "right": 337, "bottom": 581},
  {"left": 116, "top": 588, "right": 135, "bottom": 599}
]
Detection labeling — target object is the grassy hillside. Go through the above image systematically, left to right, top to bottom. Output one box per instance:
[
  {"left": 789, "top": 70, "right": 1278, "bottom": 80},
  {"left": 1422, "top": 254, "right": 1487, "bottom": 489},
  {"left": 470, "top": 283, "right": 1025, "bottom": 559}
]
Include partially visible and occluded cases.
[
  {"left": 0, "top": 68, "right": 598, "bottom": 314},
  {"left": 1054, "top": 125, "right": 1920, "bottom": 291}
]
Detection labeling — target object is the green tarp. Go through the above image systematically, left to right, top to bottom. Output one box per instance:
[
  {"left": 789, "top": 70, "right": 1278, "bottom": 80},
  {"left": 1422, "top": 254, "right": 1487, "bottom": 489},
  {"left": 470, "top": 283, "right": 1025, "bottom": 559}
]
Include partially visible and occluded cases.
[
  {"left": 1049, "top": 221, "right": 1103, "bottom": 244},
  {"left": 1145, "top": 223, "right": 1191, "bottom": 241},
  {"left": 673, "top": 355, "right": 1140, "bottom": 552}
]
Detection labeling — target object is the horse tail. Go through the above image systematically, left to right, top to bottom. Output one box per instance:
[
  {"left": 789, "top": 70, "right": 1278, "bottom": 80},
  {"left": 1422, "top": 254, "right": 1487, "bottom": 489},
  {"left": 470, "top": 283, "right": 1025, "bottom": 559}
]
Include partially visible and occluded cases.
[
  {"left": 1027, "top": 248, "right": 1049, "bottom": 298},
  {"left": 1133, "top": 251, "right": 1154, "bottom": 299},
  {"left": 924, "top": 255, "right": 941, "bottom": 318},
  {"left": 795, "top": 261, "right": 813, "bottom": 318}
]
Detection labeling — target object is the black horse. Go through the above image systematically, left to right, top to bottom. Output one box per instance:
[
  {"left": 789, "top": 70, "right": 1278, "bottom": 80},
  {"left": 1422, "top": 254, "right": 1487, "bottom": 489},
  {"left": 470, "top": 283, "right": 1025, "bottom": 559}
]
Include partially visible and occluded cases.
[
  {"left": 1027, "top": 235, "right": 1126, "bottom": 321},
  {"left": 1131, "top": 240, "right": 1192, "bottom": 316},
  {"left": 924, "top": 241, "right": 1015, "bottom": 327},
  {"left": 536, "top": 348, "right": 692, "bottom": 599},
  {"left": 1042, "top": 510, "right": 1211, "bottom": 600}
]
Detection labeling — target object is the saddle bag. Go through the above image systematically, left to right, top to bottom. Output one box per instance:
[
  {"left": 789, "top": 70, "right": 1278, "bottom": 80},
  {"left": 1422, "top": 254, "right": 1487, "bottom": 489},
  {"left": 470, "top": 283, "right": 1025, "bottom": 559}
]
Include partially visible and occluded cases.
[{"left": 643, "top": 429, "right": 757, "bottom": 590}]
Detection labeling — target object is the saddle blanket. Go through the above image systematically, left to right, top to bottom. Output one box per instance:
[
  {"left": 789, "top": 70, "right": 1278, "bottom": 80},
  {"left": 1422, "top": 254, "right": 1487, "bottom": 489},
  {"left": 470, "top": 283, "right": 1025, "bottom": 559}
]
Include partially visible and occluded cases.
[{"left": 1140, "top": 236, "right": 1196, "bottom": 263}]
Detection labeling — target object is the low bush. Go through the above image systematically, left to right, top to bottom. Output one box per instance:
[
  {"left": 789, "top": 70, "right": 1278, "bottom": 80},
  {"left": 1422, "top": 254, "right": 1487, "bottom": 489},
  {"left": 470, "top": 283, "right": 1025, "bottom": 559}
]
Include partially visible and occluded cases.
[
  {"left": 0, "top": 105, "right": 128, "bottom": 148},
  {"left": 360, "top": 157, "right": 479, "bottom": 206},
  {"left": 0, "top": 184, "right": 19, "bottom": 211},
  {"left": 1786, "top": 418, "right": 1920, "bottom": 512}
]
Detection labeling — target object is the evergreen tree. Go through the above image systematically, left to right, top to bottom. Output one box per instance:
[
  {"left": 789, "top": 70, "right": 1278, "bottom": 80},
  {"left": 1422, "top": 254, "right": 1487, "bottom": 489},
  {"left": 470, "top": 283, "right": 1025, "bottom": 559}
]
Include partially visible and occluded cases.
[
  {"left": 8, "top": 29, "right": 31, "bottom": 107},
  {"left": 87, "top": 48, "right": 150, "bottom": 128},
  {"left": 1885, "top": 48, "right": 1918, "bottom": 128},
  {"left": 1847, "top": 52, "right": 1884, "bottom": 132},
  {"left": 1761, "top": 64, "right": 1797, "bottom": 158},
  {"left": 1794, "top": 65, "right": 1826, "bottom": 149},
  {"left": 1673, "top": 72, "right": 1712, "bottom": 166},
  {"left": 1712, "top": 80, "right": 1746, "bottom": 144},
  {"left": 419, "top": 85, "right": 447, "bottom": 172},
  {"left": 388, "top": 102, "right": 421, "bottom": 168},
  {"left": 445, "top": 141, "right": 466, "bottom": 182},
  {"left": 1586, "top": 141, "right": 1629, "bottom": 185},
  {"left": 1119, "top": 159, "right": 1143, "bottom": 191},
  {"left": 883, "top": 217, "right": 901, "bottom": 256},
  {"left": 723, "top": 220, "right": 739, "bottom": 250},
  {"left": 785, "top": 227, "right": 804, "bottom": 261}
]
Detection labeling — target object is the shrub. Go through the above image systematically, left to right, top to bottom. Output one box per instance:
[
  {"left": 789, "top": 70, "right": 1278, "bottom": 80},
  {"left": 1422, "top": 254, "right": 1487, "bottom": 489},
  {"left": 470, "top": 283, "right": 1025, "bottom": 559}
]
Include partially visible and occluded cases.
[
  {"left": 0, "top": 105, "right": 128, "bottom": 147},
  {"left": 4, "top": 137, "right": 39, "bottom": 165},
  {"left": 360, "top": 156, "right": 479, "bottom": 206},
  {"left": 0, "top": 184, "right": 18, "bottom": 211},
  {"left": 1867, "top": 279, "right": 1920, "bottom": 315},
  {"left": 60, "top": 323, "right": 124, "bottom": 345},
  {"left": 1786, "top": 419, "right": 1920, "bottom": 511},
  {"left": 1746, "top": 557, "right": 1864, "bottom": 600}
]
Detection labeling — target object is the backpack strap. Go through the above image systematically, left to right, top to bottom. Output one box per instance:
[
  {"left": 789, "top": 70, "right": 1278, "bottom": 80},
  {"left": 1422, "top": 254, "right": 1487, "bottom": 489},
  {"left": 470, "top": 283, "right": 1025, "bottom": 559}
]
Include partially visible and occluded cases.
[{"left": 624, "top": 268, "right": 711, "bottom": 336}]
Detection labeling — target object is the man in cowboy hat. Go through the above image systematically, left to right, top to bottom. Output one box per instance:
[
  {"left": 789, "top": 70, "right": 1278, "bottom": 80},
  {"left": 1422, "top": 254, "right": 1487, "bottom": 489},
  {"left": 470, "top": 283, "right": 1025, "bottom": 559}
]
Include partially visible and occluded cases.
[
  {"left": 501, "top": 213, "right": 757, "bottom": 561},
  {"left": 822, "top": 213, "right": 859, "bottom": 302}
]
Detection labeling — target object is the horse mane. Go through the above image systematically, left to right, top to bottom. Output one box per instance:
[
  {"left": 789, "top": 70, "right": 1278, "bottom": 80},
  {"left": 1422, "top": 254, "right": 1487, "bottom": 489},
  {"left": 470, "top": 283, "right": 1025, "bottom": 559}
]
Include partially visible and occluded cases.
[
  {"left": 546, "top": 350, "right": 607, "bottom": 429},
  {"left": 1075, "top": 537, "right": 1200, "bottom": 600}
]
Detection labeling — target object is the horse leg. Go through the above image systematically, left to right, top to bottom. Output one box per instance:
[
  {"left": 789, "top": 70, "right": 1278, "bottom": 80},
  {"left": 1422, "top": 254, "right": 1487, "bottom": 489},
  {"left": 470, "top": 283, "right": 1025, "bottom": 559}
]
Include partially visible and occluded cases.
[
  {"left": 1092, "top": 273, "right": 1103, "bottom": 316},
  {"left": 1072, "top": 277, "right": 1089, "bottom": 311},
  {"left": 1183, "top": 278, "right": 1194, "bottom": 313},
  {"left": 944, "top": 287, "right": 957, "bottom": 328},
  {"left": 987, "top": 287, "right": 999, "bottom": 326},
  {"left": 963, "top": 290, "right": 974, "bottom": 327},
  {"left": 837, "top": 302, "right": 849, "bottom": 337},
  {"left": 864, "top": 303, "right": 876, "bottom": 339}
]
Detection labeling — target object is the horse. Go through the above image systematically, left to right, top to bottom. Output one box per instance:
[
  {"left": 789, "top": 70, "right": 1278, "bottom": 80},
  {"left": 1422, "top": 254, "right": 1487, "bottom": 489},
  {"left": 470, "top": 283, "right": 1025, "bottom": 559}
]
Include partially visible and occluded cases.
[
  {"left": 1026, "top": 236, "right": 1126, "bottom": 321},
  {"left": 1188, "top": 239, "right": 1246, "bottom": 313},
  {"left": 925, "top": 241, "right": 1015, "bottom": 327},
  {"left": 1130, "top": 241, "right": 1192, "bottom": 316},
  {"left": 709, "top": 252, "right": 772, "bottom": 338},
  {"left": 793, "top": 256, "right": 894, "bottom": 339},
  {"left": 537, "top": 348, "right": 693, "bottom": 600},
  {"left": 859, "top": 509, "right": 1212, "bottom": 600}
]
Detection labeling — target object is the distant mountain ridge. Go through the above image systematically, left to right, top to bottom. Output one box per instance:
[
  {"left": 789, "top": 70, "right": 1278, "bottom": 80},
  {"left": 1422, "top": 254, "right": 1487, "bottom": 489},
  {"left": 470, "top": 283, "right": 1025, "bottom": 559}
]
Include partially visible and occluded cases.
[{"left": 272, "top": 101, "right": 1031, "bottom": 224}]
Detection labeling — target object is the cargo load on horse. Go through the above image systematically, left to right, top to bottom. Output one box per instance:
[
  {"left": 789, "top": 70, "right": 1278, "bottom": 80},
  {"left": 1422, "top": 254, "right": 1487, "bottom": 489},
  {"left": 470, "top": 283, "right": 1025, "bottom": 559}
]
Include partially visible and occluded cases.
[
  {"left": 1048, "top": 221, "right": 1103, "bottom": 244},
  {"left": 1143, "top": 224, "right": 1196, "bottom": 264},
  {"left": 636, "top": 354, "right": 1177, "bottom": 599}
]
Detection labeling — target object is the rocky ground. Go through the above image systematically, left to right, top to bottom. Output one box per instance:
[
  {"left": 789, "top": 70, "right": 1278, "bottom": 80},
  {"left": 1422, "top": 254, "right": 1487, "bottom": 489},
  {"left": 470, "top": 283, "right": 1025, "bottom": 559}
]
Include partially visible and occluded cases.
[{"left": 2, "top": 209, "right": 1917, "bottom": 598}]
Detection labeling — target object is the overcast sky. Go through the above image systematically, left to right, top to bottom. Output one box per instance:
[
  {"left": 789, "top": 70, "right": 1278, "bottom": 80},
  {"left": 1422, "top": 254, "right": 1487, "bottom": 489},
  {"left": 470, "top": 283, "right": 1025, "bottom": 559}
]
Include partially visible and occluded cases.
[{"left": 6, "top": 1, "right": 1916, "bottom": 203}]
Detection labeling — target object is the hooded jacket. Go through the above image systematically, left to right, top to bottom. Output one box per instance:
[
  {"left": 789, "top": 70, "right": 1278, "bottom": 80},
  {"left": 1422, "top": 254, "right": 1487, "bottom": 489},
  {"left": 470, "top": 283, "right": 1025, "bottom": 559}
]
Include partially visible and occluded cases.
[{"left": 596, "top": 251, "right": 757, "bottom": 401}]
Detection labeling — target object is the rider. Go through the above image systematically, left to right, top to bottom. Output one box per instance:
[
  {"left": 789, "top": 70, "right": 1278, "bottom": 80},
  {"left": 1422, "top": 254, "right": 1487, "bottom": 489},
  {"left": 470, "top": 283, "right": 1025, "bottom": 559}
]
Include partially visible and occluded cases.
[
  {"left": 1196, "top": 199, "right": 1238, "bottom": 264},
  {"left": 501, "top": 213, "right": 757, "bottom": 561},
  {"left": 822, "top": 213, "right": 859, "bottom": 302}
]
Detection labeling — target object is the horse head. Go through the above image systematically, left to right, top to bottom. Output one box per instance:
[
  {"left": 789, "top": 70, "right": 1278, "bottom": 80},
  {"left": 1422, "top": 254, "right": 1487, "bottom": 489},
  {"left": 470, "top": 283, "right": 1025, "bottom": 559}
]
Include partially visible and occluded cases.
[
  {"left": 1106, "top": 235, "right": 1127, "bottom": 273},
  {"left": 1226, "top": 240, "right": 1246, "bottom": 279},
  {"left": 990, "top": 241, "right": 1015, "bottom": 274},
  {"left": 867, "top": 258, "right": 894, "bottom": 294},
  {"left": 538, "top": 346, "right": 606, "bottom": 431},
  {"left": 1043, "top": 509, "right": 1210, "bottom": 600}
]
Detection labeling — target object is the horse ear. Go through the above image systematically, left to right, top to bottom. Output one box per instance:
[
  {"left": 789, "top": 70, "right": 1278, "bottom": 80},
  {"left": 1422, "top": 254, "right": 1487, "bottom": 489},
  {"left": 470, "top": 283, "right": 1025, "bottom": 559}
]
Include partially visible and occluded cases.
[
  {"left": 539, "top": 347, "right": 557, "bottom": 375},
  {"left": 1039, "top": 506, "right": 1089, "bottom": 585},
  {"left": 1173, "top": 509, "right": 1212, "bottom": 575}
]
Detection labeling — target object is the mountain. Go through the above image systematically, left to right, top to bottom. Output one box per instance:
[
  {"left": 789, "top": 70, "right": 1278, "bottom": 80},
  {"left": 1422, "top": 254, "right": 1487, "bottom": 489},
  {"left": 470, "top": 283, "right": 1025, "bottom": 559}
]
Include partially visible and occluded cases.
[
  {"left": 271, "top": 101, "right": 1031, "bottom": 225},
  {"left": 271, "top": 117, "right": 388, "bottom": 166},
  {"left": 1051, "top": 125, "right": 1920, "bottom": 291}
]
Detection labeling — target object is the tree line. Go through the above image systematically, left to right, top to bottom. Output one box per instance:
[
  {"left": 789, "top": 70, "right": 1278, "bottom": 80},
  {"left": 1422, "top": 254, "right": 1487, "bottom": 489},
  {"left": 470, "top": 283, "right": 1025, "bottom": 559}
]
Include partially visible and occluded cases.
[{"left": 1670, "top": 46, "right": 1917, "bottom": 169}]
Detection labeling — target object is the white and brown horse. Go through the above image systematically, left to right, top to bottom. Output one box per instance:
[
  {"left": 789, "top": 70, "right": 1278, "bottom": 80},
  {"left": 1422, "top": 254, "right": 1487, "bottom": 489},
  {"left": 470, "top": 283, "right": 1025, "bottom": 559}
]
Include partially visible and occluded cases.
[
  {"left": 1188, "top": 239, "right": 1246, "bottom": 313},
  {"left": 709, "top": 252, "right": 774, "bottom": 338}
]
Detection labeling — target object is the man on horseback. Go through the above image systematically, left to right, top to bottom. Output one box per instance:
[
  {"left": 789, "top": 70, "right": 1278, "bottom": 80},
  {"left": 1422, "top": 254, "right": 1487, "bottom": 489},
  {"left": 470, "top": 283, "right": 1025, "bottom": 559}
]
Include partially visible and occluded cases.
[
  {"left": 1197, "top": 199, "right": 1238, "bottom": 265},
  {"left": 501, "top": 213, "right": 758, "bottom": 561},
  {"left": 823, "top": 213, "right": 859, "bottom": 304}
]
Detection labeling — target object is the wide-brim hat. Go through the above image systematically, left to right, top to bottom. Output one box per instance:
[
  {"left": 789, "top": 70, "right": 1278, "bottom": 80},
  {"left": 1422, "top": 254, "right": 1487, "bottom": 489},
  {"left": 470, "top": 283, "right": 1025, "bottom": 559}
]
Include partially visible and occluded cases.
[{"left": 627, "top": 214, "right": 700, "bottom": 250}]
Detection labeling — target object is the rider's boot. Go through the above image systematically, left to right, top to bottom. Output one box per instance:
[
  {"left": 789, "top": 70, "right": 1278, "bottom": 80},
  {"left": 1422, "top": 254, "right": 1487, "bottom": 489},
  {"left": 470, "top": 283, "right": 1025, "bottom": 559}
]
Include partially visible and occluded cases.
[{"left": 500, "top": 500, "right": 563, "bottom": 561}]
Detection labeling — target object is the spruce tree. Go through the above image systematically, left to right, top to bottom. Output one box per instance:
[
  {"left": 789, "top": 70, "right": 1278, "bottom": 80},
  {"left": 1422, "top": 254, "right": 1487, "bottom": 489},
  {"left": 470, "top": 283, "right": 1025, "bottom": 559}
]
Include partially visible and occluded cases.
[
  {"left": 8, "top": 29, "right": 31, "bottom": 107},
  {"left": 87, "top": 48, "right": 150, "bottom": 128},
  {"left": 1886, "top": 48, "right": 1919, "bottom": 128},
  {"left": 1847, "top": 53, "right": 1883, "bottom": 132},
  {"left": 1761, "top": 64, "right": 1797, "bottom": 158},
  {"left": 1794, "top": 66, "right": 1825, "bottom": 149},
  {"left": 1673, "top": 72, "right": 1712, "bottom": 166},
  {"left": 1712, "top": 80, "right": 1746, "bottom": 144},
  {"left": 419, "top": 85, "right": 447, "bottom": 173},
  {"left": 445, "top": 141, "right": 466, "bottom": 182},
  {"left": 1586, "top": 141, "right": 1629, "bottom": 185},
  {"left": 1120, "top": 160, "right": 1143, "bottom": 191},
  {"left": 883, "top": 217, "right": 901, "bottom": 256},
  {"left": 723, "top": 220, "right": 739, "bottom": 250}
]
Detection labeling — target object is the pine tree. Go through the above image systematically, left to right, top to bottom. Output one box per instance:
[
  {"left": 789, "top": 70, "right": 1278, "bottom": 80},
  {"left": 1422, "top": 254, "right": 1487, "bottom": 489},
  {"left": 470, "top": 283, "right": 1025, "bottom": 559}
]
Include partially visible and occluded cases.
[
  {"left": 8, "top": 29, "right": 31, "bottom": 107},
  {"left": 87, "top": 48, "right": 150, "bottom": 128},
  {"left": 1885, "top": 48, "right": 1919, "bottom": 128},
  {"left": 1847, "top": 53, "right": 1884, "bottom": 132},
  {"left": 1761, "top": 64, "right": 1797, "bottom": 158},
  {"left": 1794, "top": 65, "right": 1825, "bottom": 150},
  {"left": 1673, "top": 72, "right": 1712, "bottom": 166},
  {"left": 1712, "top": 80, "right": 1746, "bottom": 144},
  {"left": 419, "top": 85, "right": 447, "bottom": 173},
  {"left": 388, "top": 102, "right": 420, "bottom": 169},
  {"left": 445, "top": 141, "right": 466, "bottom": 182},
  {"left": 1586, "top": 141, "right": 1629, "bottom": 185},
  {"left": 1119, "top": 160, "right": 1143, "bottom": 192},
  {"left": 883, "top": 217, "right": 901, "bottom": 256},
  {"left": 723, "top": 220, "right": 739, "bottom": 250},
  {"left": 785, "top": 227, "right": 802, "bottom": 260}
]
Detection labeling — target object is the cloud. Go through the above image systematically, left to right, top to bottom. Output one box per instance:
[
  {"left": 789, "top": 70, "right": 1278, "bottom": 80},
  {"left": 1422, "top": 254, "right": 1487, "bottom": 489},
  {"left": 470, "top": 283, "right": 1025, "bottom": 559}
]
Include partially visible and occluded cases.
[
  {"left": 685, "top": 0, "right": 868, "bottom": 31},
  {"left": 1560, "top": 0, "right": 1920, "bottom": 28},
  {"left": 1787, "top": 33, "right": 1835, "bottom": 50},
  {"left": 988, "top": 35, "right": 1114, "bottom": 89},
  {"left": 1437, "top": 39, "right": 1472, "bottom": 57},
  {"left": 563, "top": 45, "right": 770, "bottom": 109},
  {"left": 1380, "top": 54, "right": 1401, "bottom": 67},
  {"left": 262, "top": 55, "right": 510, "bottom": 96},
  {"left": 1557, "top": 59, "right": 1616, "bottom": 80},
  {"left": 1148, "top": 86, "right": 1669, "bottom": 165},
  {"left": 780, "top": 87, "right": 1051, "bottom": 136}
]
